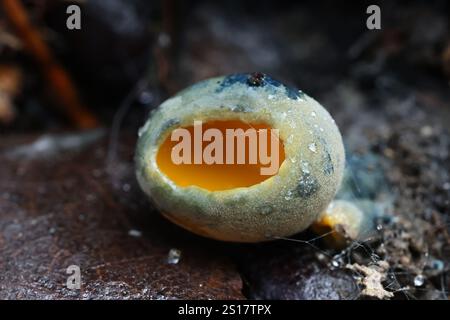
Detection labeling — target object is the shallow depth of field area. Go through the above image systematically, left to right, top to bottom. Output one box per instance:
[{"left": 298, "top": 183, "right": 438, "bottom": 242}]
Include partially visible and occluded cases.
[{"left": 0, "top": 0, "right": 448, "bottom": 300}]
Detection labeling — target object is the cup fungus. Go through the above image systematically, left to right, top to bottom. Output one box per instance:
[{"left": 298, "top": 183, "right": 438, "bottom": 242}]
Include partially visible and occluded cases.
[{"left": 135, "top": 73, "right": 346, "bottom": 242}]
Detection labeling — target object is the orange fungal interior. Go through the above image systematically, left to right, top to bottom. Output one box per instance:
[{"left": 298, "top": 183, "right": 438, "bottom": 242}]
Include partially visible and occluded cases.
[{"left": 156, "top": 120, "right": 285, "bottom": 191}]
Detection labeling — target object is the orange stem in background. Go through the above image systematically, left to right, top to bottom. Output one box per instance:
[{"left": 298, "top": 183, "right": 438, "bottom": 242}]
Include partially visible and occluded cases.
[{"left": 1, "top": 0, "right": 99, "bottom": 129}]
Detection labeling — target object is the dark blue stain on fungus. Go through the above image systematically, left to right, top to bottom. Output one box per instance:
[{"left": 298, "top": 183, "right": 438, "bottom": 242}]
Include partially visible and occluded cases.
[
  {"left": 216, "top": 73, "right": 305, "bottom": 100},
  {"left": 216, "top": 74, "right": 249, "bottom": 92},
  {"left": 261, "top": 75, "right": 304, "bottom": 100},
  {"left": 263, "top": 75, "right": 282, "bottom": 88},
  {"left": 266, "top": 76, "right": 305, "bottom": 100},
  {"left": 285, "top": 87, "right": 305, "bottom": 100},
  {"left": 154, "top": 119, "right": 180, "bottom": 143},
  {"left": 316, "top": 136, "right": 334, "bottom": 175},
  {"left": 323, "top": 149, "right": 334, "bottom": 175},
  {"left": 295, "top": 172, "right": 319, "bottom": 198}
]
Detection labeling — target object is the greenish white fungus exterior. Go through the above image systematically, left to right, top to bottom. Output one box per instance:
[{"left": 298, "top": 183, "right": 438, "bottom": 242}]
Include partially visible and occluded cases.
[{"left": 135, "top": 73, "right": 345, "bottom": 242}]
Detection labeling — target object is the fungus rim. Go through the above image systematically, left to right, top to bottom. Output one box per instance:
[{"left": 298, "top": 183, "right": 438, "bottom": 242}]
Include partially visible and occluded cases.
[{"left": 135, "top": 74, "right": 346, "bottom": 242}]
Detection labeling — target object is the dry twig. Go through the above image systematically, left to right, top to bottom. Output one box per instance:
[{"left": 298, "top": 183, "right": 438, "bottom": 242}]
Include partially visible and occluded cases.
[{"left": 1, "top": 0, "right": 99, "bottom": 129}]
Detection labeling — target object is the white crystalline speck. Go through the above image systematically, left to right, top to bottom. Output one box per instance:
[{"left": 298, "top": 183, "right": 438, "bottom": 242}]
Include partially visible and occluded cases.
[
  {"left": 297, "top": 91, "right": 306, "bottom": 101},
  {"left": 311, "top": 111, "right": 316, "bottom": 117},
  {"left": 308, "top": 143, "right": 317, "bottom": 153},
  {"left": 301, "top": 161, "right": 310, "bottom": 174},
  {"left": 284, "top": 190, "right": 293, "bottom": 200},
  {"left": 128, "top": 229, "right": 142, "bottom": 237},
  {"left": 167, "top": 248, "right": 181, "bottom": 264},
  {"left": 331, "top": 259, "right": 340, "bottom": 267},
  {"left": 414, "top": 274, "right": 424, "bottom": 286}
]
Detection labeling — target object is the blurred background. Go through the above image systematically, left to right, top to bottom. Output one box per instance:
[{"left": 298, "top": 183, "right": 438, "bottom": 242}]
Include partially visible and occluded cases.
[{"left": 0, "top": 0, "right": 449, "bottom": 300}]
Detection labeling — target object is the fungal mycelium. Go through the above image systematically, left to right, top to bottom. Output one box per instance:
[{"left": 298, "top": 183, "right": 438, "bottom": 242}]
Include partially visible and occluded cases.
[{"left": 135, "top": 72, "right": 348, "bottom": 242}]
